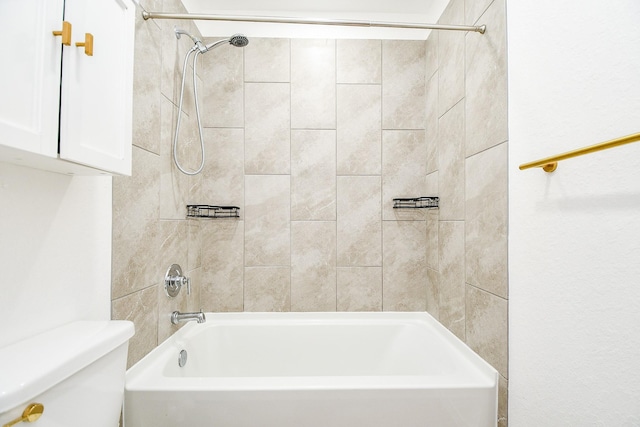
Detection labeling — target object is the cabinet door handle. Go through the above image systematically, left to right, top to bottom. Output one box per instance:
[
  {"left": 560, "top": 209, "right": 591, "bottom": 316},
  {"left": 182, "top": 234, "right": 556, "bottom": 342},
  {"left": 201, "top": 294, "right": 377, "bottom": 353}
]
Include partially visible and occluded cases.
[
  {"left": 52, "top": 21, "right": 72, "bottom": 46},
  {"left": 75, "top": 33, "right": 94, "bottom": 56}
]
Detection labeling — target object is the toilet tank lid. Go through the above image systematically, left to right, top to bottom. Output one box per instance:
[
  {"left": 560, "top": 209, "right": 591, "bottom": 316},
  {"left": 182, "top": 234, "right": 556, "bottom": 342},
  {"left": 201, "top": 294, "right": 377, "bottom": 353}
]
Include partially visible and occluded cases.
[{"left": 0, "top": 320, "right": 134, "bottom": 413}]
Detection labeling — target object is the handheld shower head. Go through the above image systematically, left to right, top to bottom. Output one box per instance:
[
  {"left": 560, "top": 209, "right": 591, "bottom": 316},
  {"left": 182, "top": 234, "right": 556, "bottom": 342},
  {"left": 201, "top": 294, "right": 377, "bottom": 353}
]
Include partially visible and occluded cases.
[
  {"left": 175, "top": 28, "right": 248, "bottom": 53},
  {"left": 171, "top": 29, "right": 249, "bottom": 176},
  {"left": 203, "top": 34, "right": 249, "bottom": 52},
  {"left": 229, "top": 34, "right": 249, "bottom": 47}
]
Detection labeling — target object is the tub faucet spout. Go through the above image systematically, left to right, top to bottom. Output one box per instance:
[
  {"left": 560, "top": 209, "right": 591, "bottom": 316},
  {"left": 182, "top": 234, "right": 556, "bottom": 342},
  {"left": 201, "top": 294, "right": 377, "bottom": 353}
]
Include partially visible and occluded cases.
[{"left": 171, "top": 310, "right": 206, "bottom": 325}]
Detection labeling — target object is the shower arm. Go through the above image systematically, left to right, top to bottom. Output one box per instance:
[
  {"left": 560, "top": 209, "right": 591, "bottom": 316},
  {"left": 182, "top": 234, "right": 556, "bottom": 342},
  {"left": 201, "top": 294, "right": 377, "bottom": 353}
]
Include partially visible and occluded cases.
[{"left": 141, "top": 11, "right": 486, "bottom": 34}]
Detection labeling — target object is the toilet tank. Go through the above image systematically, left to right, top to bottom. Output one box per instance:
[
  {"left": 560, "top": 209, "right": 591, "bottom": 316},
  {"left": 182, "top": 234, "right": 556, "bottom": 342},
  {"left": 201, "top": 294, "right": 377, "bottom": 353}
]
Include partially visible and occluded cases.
[{"left": 0, "top": 320, "right": 134, "bottom": 426}]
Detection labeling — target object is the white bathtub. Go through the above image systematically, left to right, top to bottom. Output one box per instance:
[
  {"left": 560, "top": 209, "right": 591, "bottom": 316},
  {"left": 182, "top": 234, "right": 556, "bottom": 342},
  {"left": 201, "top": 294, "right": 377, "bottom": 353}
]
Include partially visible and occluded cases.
[{"left": 124, "top": 312, "right": 498, "bottom": 427}]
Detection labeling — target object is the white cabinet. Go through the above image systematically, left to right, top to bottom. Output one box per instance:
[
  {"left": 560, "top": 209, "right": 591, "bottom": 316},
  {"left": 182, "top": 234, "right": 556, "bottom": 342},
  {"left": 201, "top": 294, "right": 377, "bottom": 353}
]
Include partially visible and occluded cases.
[{"left": 0, "top": 0, "right": 135, "bottom": 175}]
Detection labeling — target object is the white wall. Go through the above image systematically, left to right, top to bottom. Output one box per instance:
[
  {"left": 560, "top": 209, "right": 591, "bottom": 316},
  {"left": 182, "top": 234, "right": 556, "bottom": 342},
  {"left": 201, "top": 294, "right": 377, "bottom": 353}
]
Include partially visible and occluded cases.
[
  {"left": 508, "top": 1, "right": 640, "bottom": 425},
  {"left": 0, "top": 163, "right": 112, "bottom": 348}
]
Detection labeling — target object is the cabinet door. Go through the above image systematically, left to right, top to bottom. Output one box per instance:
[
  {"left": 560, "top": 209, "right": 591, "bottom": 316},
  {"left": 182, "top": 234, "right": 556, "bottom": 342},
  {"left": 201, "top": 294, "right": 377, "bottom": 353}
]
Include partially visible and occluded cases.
[
  {"left": 0, "top": 0, "right": 63, "bottom": 158},
  {"left": 59, "top": 0, "right": 134, "bottom": 175}
]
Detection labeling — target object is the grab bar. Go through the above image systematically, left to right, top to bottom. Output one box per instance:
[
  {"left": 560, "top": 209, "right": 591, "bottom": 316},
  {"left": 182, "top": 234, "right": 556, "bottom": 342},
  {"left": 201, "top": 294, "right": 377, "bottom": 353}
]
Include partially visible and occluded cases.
[{"left": 519, "top": 132, "right": 640, "bottom": 173}]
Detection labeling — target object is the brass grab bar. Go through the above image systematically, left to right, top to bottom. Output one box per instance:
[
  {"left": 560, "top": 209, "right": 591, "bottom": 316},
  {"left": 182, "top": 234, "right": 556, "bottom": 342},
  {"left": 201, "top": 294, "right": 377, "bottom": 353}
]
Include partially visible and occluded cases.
[{"left": 519, "top": 132, "right": 640, "bottom": 173}]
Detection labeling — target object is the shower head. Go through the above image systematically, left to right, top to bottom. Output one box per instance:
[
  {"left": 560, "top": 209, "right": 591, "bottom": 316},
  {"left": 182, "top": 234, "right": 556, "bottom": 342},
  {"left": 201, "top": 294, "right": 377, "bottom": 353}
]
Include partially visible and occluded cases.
[
  {"left": 203, "top": 34, "right": 249, "bottom": 52},
  {"left": 229, "top": 34, "right": 249, "bottom": 48}
]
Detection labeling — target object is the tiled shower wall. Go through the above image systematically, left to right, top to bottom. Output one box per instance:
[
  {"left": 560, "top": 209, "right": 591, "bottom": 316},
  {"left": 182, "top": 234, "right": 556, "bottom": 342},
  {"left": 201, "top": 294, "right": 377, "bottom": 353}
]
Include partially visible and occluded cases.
[
  {"left": 111, "top": 0, "right": 207, "bottom": 367},
  {"left": 112, "top": 0, "right": 508, "bottom": 423},
  {"left": 426, "top": 0, "right": 508, "bottom": 425},
  {"left": 198, "top": 36, "right": 432, "bottom": 313}
]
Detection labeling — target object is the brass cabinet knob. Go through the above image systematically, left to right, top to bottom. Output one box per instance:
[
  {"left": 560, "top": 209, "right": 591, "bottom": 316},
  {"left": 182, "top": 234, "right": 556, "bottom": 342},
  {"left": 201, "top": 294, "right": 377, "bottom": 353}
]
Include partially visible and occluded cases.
[
  {"left": 52, "top": 21, "right": 72, "bottom": 46},
  {"left": 75, "top": 33, "right": 94, "bottom": 56}
]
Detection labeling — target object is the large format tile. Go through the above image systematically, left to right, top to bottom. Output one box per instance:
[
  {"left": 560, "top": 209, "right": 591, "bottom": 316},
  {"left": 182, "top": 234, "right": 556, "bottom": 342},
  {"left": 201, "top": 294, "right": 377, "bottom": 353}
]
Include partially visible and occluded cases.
[
  {"left": 159, "top": 0, "right": 189, "bottom": 104},
  {"left": 438, "top": 0, "right": 465, "bottom": 116},
  {"left": 465, "top": 0, "right": 508, "bottom": 156},
  {"left": 132, "top": 12, "right": 161, "bottom": 154},
  {"left": 425, "top": 30, "right": 439, "bottom": 80},
  {"left": 200, "top": 38, "right": 244, "bottom": 128},
  {"left": 244, "top": 38, "right": 290, "bottom": 82},
  {"left": 291, "top": 39, "right": 336, "bottom": 129},
  {"left": 336, "top": 39, "right": 382, "bottom": 84},
  {"left": 382, "top": 40, "right": 426, "bottom": 130},
  {"left": 178, "top": 60, "right": 199, "bottom": 119},
  {"left": 425, "top": 73, "right": 439, "bottom": 174},
  {"left": 244, "top": 83, "right": 291, "bottom": 174},
  {"left": 337, "top": 85, "right": 381, "bottom": 175},
  {"left": 159, "top": 97, "right": 201, "bottom": 220},
  {"left": 438, "top": 100, "right": 465, "bottom": 221},
  {"left": 202, "top": 128, "right": 244, "bottom": 211},
  {"left": 291, "top": 130, "right": 336, "bottom": 221},
  {"left": 382, "top": 130, "right": 427, "bottom": 220},
  {"left": 466, "top": 143, "right": 508, "bottom": 298},
  {"left": 112, "top": 146, "right": 160, "bottom": 299},
  {"left": 424, "top": 170, "right": 439, "bottom": 196},
  {"left": 244, "top": 175, "right": 290, "bottom": 266},
  {"left": 337, "top": 176, "right": 382, "bottom": 267},
  {"left": 425, "top": 207, "right": 439, "bottom": 270},
  {"left": 187, "top": 219, "right": 201, "bottom": 271},
  {"left": 157, "top": 220, "right": 188, "bottom": 280},
  {"left": 201, "top": 220, "right": 244, "bottom": 312},
  {"left": 382, "top": 221, "right": 427, "bottom": 311},
  {"left": 438, "top": 221, "right": 465, "bottom": 340},
  {"left": 291, "top": 222, "right": 337, "bottom": 311},
  {"left": 185, "top": 267, "right": 202, "bottom": 314},
  {"left": 244, "top": 267, "right": 290, "bottom": 311},
  {"left": 337, "top": 267, "right": 383, "bottom": 311},
  {"left": 426, "top": 267, "right": 440, "bottom": 319},
  {"left": 466, "top": 285, "right": 508, "bottom": 377},
  {"left": 111, "top": 286, "right": 158, "bottom": 368},
  {"left": 499, "top": 375, "right": 508, "bottom": 427}
]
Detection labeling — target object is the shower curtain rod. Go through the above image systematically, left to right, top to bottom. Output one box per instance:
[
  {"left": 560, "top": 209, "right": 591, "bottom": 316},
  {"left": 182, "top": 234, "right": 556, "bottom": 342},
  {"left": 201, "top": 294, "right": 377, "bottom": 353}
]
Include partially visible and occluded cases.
[{"left": 141, "top": 11, "right": 486, "bottom": 34}]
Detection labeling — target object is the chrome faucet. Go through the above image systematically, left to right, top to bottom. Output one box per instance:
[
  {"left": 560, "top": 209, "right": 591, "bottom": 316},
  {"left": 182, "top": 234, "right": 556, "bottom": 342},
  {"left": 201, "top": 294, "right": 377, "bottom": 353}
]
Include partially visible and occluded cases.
[{"left": 171, "top": 310, "right": 206, "bottom": 325}]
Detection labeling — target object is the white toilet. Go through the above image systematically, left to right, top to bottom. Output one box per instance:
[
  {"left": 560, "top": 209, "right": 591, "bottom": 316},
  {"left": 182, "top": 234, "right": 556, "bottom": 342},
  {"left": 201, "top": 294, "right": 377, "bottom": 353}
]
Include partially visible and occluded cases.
[{"left": 0, "top": 320, "right": 134, "bottom": 427}]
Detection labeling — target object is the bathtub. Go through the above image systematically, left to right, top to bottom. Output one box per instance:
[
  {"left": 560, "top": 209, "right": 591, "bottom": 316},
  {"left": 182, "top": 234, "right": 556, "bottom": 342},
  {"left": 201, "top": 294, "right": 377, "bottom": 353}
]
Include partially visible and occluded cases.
[{"left": 124, "top": 312, "right": 498, "bottom": 427}]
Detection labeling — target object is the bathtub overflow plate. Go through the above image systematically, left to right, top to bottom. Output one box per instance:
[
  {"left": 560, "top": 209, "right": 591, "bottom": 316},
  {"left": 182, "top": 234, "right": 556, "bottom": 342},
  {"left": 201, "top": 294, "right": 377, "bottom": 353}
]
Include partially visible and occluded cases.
[{"left": 178, "top": 349, "right": 188, "bottom": 367}]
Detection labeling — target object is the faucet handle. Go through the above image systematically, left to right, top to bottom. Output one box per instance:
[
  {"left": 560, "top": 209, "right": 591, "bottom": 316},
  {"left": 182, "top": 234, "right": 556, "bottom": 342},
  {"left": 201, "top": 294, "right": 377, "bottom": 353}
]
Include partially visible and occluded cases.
[{"left": 164, "top": 264, "right": 190, "bottom": 298}]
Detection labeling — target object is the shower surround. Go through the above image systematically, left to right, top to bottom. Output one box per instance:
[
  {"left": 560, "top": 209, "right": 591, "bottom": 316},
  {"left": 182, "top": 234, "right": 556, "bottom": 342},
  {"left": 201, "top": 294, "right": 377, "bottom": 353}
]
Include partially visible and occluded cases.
[
  {"left": 111, "top": 0, "right": 507, "bottom": 424},
  {"left": 199, "top": 35, "right": 431, "bottom": 314}
]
